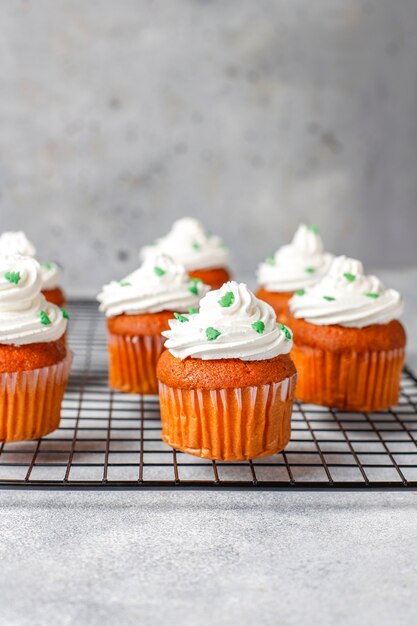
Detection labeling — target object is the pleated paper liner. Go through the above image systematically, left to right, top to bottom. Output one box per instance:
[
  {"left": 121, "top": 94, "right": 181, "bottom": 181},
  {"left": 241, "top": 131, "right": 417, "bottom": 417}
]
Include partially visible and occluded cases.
[
  {"left": 108, "top": 332, "right": 165, "bottom": 394},
  {"left": 291, "top": 344, "right": 405, "bottom": 411},
  {"left": 0, "top": 351, "right": 73, "bottom": 443},
  {"left": 159, "top": 373, "right": 297, "bottom": 461}
]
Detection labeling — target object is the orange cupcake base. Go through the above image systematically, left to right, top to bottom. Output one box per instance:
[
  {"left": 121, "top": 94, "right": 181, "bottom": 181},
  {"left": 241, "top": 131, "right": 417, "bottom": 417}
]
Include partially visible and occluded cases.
[
  {"left": 189, "top": 267, "right": 231, "bottom": 290},
  {"left": 42, "top": 287, "right": 66, "bottom": 307},
  {"left": 256, "top": 288, "right": 293, "bottom": 320},
  {"left": 108, "top": 332, "right": 165, "bottom": 395},
  {"left": 292, "top": 344, "right": 405, "bottom": 412},
  {"left": 0, "top": 351, "right": 73, "bottom": 443},
  {"left": 159, "top": 375, "right": 297, "bottom": 461}
]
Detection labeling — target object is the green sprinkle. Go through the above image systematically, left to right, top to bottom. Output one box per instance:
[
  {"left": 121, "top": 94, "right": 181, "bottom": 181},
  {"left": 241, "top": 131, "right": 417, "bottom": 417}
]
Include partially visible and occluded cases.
[
  {"left": 309, "top": 225, "right": 320, "bottom": 234},
  {"left": 192, "top": 242, "right": 201, "bottom": 250},
  {"left": 265, "top": 256, "right": 275, "bottom": 266},
  {"left": 41, "top": 262, "right": 54, "bottom": 270},
  {"left": 154, "top": 266, "right": 166, "bottom": 277},
  {"left": 305, "top": 267, "right": 315, "bottom": 274},
  {"left": 4, "top": 271, "right": 21, "bottom": 285},
  {"left": 343, "top": 272, "right": 356, "bottom": 282},
  {"left": 190, "top": 277, "right": 202, "bottom": 283},
  {"left": 119, "top": 281, "right": 131, "bottom": 287},
  {"left": 188, "top": 283, "right": 199, "bottom": 296},
  {"left": 295, "top": 289, "right": 306, "bottom": 296},
  {"left": 218, "top": 291, "right": 235, "bottom": 308},
  {"left": 366, "top": 292, "right": 380, "bottom": 299},
  {"left": 323, "top": 296, "right": 335, "bottom": 301},
  {"left": 188, "top": 307, "right": 199, "bottom": 314},
  {"left": 61, "top": 308, "right": 70, "bottom": 320},
  {"left": 40, "top": 310, "right": 51, "bottom": 325},
  {"left": 174, "top": 312, "right": 189, "bottom": 323},
  {"left": 251, "top": 321, "right": 265, "bottom": 334},
  {"left": 279, "top": 323, "right": 292, "bottom": 341},
  {"left": 206, "top": 327, "right": 221, "bottom": 341}
]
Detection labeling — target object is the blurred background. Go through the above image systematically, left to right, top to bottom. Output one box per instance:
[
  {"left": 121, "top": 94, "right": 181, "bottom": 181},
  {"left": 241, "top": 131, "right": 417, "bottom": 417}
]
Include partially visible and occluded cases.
[{"left": 1, "top": 0, "right": 416, "bottom": 295}]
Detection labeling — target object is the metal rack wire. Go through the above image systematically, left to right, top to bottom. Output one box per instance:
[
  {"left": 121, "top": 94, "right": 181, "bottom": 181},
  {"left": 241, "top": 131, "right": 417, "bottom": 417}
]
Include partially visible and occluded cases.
[{"left": 0, "top": 301, "right": 416, "bottom": 490}]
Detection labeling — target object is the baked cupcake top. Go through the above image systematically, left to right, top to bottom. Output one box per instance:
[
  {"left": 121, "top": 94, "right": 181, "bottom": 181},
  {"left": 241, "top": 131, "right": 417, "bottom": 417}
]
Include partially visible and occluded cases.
[
  {"left": 140, "top": 217, "right": 230, "bottom": 271},
  {"left": 257, "top": 224, "right": 334, "bottom": 292},
  {"left": 0, "top": 231, "right": 61, "bottom": 290},
  {"left": 98, "top": 254, "right": 209, "bottom": 318},
  {"left": 0, "top": 255, "right": 68, "bottom": 345},
  {"left": 289, "top": 255, "right": 404, "bottom": 328},
  {"left": 163, "top": 281, "right": 293, "bottom": 361}
]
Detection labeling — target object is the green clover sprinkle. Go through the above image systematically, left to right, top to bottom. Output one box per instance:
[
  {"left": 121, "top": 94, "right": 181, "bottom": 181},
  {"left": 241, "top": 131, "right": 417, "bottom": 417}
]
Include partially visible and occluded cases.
[
  {"left": 309, "top": 225, "right": 320, "bottom": 234},
  {"left": 192, "top": 242, "right": 201, "bottom": 250},
  {"left": 265, "top": 256, "right": 275, "bottom": 266},
  {"left": 41, "top": 262, "right": 54, "bottom": 270},
  {"left": 154, "top": 266, "right": 166, "bottom": 277},
  {"left": 305, "top": 267, "right": 315, "bottom": 274},
  {"left": 4, "top": 271, "right": 21, "bottom": 285},
  {"left": 343, "top": 272, "right": 356, "bottom": 282},
  {"left": 119, "top": 281, "right": 131, "bottom": 287},
  {"left": 188, "top": 283, "right": 199, "bottom": 296},
  {"left": 295, "top": 289, "right": 306, "bottom": 296},
  {"left": 218, "top": 291, "right": 235, "bottom": 308},
  {"left": 366, "top": 293, "right": 380, "bottom": 299},
  {"left": 323, "top": 296, "right": 335, "bottom": 301},
  {"left": 188, "top": 307, "right": 199, "bottom": 314},
  {"left": 61, "top": 308, "right": 70, "bottom": 320},
  {"left": 40, "top": 310, "right": 51, "bottom": 325},
  {"left": 174, "top": 312, "right": 189, "bottom": 323},
  {"left": 251, "top": 321, "right": 265, "bottom": 334},
  {"left": 279, "top": 323, "right": 292, "bottom": 341},
  {"left": 206, "top": 327, "right": 221, "bottom": 341}
]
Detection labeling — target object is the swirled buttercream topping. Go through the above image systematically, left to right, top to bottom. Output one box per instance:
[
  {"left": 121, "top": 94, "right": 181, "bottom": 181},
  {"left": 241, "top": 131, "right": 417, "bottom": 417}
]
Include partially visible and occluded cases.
[
  {"left": 140, "top": 217, "right": 230, "bottom": 271},
  {"left": 257, "top": 224, "right": 334, "bottom": 292},
  {"left": 0, "top": 231, "right": 37, "bottom": 257},
  {"left": 0, "top": 231, "right": 62, "bottom": 290},
  {"left": 0, "top": 255, "right": 67, "bottom": 345},
  {"left": 97, "top": 255, "right": 210, "bottom": 318},
  {"left": 289, "top": 256, "right": 404, "bottom": 328},
  {"left": 40, "top": 262, "right": 61, "bottom": 290},
  {"left": 163, "top": 281, "right": 293, "bottom": 361}
]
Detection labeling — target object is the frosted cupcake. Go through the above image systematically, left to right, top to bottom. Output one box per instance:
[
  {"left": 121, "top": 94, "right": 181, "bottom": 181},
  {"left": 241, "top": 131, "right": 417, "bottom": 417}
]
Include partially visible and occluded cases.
[
  {"left": 140, "top": 217, "right": 231, "bottom": 289},
  {"left": 256, "top": 224, "right": 333, "bottom": 318},
  {"left": 0, "top": 231, "right": 65, "bottom": 306},
  {"left": 98, "top": 254, "right": 209, "bottom": 395},
  {"left": 0, "top": 255, "right": 72, "bottom": 442},
  {"left": 287, "top": 256, "right": 406, "bottom": 411},
  {"left": 157, "top": 281, "right": 297, "bottom": 461}
]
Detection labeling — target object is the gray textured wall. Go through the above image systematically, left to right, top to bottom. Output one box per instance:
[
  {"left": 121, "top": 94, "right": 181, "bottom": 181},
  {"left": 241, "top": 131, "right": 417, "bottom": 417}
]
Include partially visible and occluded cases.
[{"left": 0, "top": 0, "right": 416, "bottom": 295}]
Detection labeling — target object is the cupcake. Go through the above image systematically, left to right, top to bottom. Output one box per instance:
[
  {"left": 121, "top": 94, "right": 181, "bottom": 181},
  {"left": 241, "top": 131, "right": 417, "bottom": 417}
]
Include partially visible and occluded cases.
[
  {"left": 140, "top": 217, "right": 231, "bottom": 289},
  {"left": 256, "top": 224, "right": 333, "bottom": 319},
  {"left": 0, "top": 231, "right": 65, "bottom": 306},
  {"left": 0, "top": 254, "right": 72, "bottom": 442},
  {"left": 98, "top": 254, "right": 209, "bottom": 395},
  {"left": 287, "top": 256, "right": 406, "bottom": 411},
  {"left": 157, "top": 281, "right": 297, "bottom": 461}
]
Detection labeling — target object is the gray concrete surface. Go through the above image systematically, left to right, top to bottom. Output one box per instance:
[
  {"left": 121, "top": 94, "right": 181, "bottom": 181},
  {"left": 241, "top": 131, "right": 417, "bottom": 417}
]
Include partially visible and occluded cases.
[
  {"left": 1, "top": 0, "right": 417, "bottom": 293},
  {"left": 0, "top": 491, "right": 416, "bottom": 626}
]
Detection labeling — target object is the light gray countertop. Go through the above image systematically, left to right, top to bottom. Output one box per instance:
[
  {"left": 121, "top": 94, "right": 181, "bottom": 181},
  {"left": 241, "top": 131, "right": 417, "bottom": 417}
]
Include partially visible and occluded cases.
[{"left": 1, "top": 268, "right": 416, "bottom": 626}]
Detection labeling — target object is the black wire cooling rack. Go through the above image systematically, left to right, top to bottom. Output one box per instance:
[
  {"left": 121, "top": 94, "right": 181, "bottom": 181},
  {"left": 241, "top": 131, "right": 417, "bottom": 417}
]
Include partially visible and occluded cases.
[{"left": 0, "top": 301, "right": 416, "bottom": 491}]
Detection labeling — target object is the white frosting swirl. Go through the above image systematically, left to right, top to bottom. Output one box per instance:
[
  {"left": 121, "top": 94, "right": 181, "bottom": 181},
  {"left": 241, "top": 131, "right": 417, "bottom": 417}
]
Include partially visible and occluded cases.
[
  {"left": 140, "top": 217, "right": 230, "bottom": 271},
  {"left": 257, "top": 224, "right": 334, "bottom": 292},
  {"left": 0, "top": 231, "right": 37, "bottom": 257},
  {"left": 0, "top": 231, "right": 62, "bottom": 291},
  {"left": 98, "top": 254, "right": 210, "bottom": 318},
  {"left": 0, "top": 255, "right": 67, "bottom": 345},
  {"left": 289, "top": 256, "right": 404, "bottom": 328},
  {"left": 40, "top": 262, "right": 61, "bottom": 290},
  {"left": 163, "top": 281, "right": 293, "bottom": 361}
]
